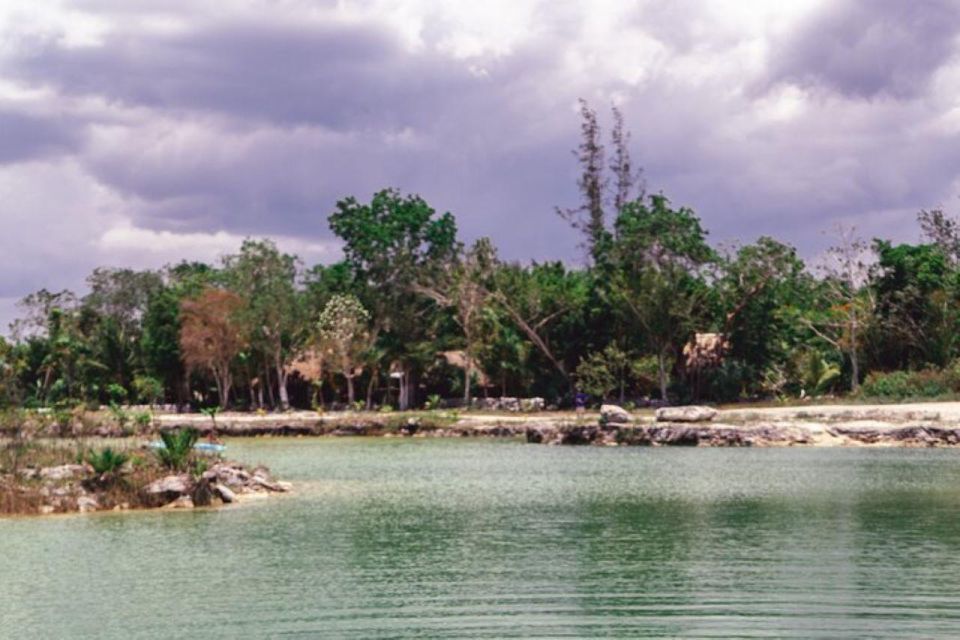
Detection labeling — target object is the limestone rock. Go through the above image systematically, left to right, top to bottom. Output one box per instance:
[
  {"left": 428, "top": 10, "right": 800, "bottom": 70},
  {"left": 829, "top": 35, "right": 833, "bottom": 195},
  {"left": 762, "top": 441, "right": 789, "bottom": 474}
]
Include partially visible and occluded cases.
[
  {"left": 600, "top": 404, "right": 632, "bottom": 425},
  {"left": 655, "top": 405, "right": 717, "bottom": 423},
  {"left": 40, "top": 464, "right": 88, "bottom": 481},
  {"left": 146, "top": 474, "right": 190, "bottom": 496},
  {"left": 214, "top": 484, "right": 236, "bottom": 503},
  {"left": 164, "top": 495, "right": 194, "bottom": 509},
  {"left": 76, "top": 496, "right": 99, "bottom": 513}
]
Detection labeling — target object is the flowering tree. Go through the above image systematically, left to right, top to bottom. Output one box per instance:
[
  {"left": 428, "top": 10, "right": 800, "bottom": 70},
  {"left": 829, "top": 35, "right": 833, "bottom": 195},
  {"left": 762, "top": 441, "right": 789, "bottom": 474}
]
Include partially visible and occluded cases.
[{"left": 316, "top": 294, "right": 370, "bottom": 405}]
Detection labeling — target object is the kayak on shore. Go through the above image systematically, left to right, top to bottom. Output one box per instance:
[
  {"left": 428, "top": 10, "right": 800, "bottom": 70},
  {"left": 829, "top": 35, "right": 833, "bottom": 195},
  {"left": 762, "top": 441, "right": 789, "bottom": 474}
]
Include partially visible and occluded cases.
[{"left": 148, "top": 441, "right": 226, "bottom": 454}]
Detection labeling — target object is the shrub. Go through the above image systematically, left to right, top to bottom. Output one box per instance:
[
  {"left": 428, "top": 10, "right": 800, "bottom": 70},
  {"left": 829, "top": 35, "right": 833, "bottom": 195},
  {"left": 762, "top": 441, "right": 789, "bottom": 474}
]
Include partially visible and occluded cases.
[
  {"left": 860, "top": 370, "right": 951, "bottom": 399},
  {"left": 132, "top": 376, "right": 164, "bottom": 405},
  {"left": 106, "top": 383, "right": 128, "bottom": 405},
  {"left": 424, "top": 394, "right": 442, "bottom": 411},
  {"left": 107, "top": 402, "right": 131, "bottom": 434},
  {"left": 134, "top": 411, "right": 153, "bottom": 430},
  {"left": 155, "top": 428, "right": 199, "bottom": 471},
  {"left": 86, "top": 448, "right": 129, "bottom": 476}
]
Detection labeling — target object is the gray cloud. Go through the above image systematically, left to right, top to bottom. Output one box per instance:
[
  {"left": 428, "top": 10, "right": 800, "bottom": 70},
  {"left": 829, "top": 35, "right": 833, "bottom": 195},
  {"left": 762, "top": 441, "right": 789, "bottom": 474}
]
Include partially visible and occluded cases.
[
  {"left": 2, "top": 0, "right": 960, "bottom": 334},
  {"left": 765, "top": 0, "right": 960, "bottom": 99},
  {"left": 0, "top": 109, "right": 82, "bottom": 164}
]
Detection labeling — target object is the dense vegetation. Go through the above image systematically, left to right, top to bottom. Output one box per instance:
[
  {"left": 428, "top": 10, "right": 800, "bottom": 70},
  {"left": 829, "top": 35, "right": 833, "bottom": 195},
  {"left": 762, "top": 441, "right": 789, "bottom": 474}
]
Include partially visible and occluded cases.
[{"left": 4, "top": 102, "right": 960, "bottom": 411}]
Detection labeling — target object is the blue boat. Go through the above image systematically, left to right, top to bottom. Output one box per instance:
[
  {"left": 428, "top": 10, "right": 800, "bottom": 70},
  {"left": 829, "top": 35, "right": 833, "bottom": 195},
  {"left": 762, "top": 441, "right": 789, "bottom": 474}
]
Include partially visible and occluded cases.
[{"left": 148, "top": 441, "right": 226, "bottom": 454}]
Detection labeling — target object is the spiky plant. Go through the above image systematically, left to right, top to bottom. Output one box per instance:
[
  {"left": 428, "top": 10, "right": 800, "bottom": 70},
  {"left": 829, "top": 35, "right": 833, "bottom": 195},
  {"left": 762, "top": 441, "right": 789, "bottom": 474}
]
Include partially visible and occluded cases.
[
  {"left": 155, "top": 428, "right": 199, "bottom": 471},
  {"left": 86, "top": 447, "right": 129, "bottom": 476}
]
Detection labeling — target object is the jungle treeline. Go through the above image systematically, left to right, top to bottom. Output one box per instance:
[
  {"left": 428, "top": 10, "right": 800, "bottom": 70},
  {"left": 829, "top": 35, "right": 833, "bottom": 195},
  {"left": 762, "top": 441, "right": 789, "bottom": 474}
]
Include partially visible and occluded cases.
[{"left": 3, "top": 102, "right": 960, "bottom": 411}]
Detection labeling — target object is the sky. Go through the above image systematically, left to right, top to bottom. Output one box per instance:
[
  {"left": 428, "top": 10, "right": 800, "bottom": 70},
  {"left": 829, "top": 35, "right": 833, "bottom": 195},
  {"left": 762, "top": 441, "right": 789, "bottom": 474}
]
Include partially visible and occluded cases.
[{"left": 2, "top": 0, "right": 960, "bottom": 328}]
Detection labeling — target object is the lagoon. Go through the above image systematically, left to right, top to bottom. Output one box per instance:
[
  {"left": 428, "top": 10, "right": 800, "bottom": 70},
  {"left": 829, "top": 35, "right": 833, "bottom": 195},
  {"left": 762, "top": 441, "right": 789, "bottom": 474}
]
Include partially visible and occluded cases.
[{"left": 3, "top": 439, "right": 960, "bottom": 638}]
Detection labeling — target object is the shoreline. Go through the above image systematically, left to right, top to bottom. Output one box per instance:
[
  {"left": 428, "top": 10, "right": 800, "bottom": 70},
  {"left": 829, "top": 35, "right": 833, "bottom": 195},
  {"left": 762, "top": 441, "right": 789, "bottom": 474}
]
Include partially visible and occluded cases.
[{"left": 143, "top": 402, "right": 960, "bottom": 447}]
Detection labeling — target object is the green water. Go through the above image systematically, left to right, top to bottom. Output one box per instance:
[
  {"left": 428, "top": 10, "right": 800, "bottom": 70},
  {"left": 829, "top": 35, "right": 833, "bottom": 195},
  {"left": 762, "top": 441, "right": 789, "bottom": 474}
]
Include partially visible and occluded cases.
[{"left": 3, "top": 440, "right": 960, "bottom": 638}]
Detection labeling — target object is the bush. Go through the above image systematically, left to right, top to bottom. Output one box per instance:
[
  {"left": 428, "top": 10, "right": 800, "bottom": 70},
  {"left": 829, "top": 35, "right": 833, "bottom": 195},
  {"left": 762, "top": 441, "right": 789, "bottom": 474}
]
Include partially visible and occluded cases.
[
  {"left": 860, "top": 370, "right": 951, "bottom": 399},
  {"left": 132, "top": 376, "right": 164, "bottom": 405},
  {"left": 106, "top": 383, "right": 128, "bottom": 405},
  {"left": 134, "top": 411, "right": 153, "bottom": 430},
  {"left": 154, "top": 428, "right": 199, "bottom": 471},
  {"left": 86, "top": 448, "right": 129, "bottom": 476}
]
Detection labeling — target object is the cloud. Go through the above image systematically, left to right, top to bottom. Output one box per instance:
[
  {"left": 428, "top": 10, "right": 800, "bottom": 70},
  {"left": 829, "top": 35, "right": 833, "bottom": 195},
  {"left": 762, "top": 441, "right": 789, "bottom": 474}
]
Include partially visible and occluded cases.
[
  {"left": 2, "top": 0, "right": 960, "bottom": 333},
  {"left": 764, "top": 0, "right": 960, "bottom": 99}
]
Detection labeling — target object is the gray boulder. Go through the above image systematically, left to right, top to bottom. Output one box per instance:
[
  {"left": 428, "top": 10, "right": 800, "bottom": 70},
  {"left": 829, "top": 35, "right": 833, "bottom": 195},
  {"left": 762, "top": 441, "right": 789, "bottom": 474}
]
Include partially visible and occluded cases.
[
  {"left": 600, "top": 404, "right": 632, "bottom": 425},
  {"left": 655, "top": 405, "right": 718, "bottom": 423},
  {"left": 40, "top": 464, "right": 88, "bottom": 481},
  {"left": 146, "top": 474, "right": 190, "bottom": 496},
  {"left": 214, "top": 484, "right": 236, "bottom": 503},
  {"left": 76, "top": 496, "right": 99, "bottom": 513}
]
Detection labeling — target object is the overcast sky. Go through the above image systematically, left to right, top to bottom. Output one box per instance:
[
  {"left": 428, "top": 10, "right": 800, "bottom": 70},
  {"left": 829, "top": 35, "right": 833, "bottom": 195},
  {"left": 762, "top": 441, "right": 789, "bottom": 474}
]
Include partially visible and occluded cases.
[{"left": 2, "top": 0, "right": 960, "bottom": 327}]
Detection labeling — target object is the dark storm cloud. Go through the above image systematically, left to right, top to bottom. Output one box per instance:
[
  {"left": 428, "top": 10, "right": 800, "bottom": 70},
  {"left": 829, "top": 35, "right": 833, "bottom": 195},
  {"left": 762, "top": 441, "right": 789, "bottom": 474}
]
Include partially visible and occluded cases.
[
  {"left": 3, "top": 0, "right": 960, "bottom": 325},
  {"left": 765, "top": 0, "right": 960, "bottom": 99},
  {"left": 5, "top": 12, "right": 583, "bottom": 256},
  {"left": 12, "top": 18, "right": 482, "bottom": 130},
  {"left": 0, "top": 109, "right": 81, "bottom": 164}
]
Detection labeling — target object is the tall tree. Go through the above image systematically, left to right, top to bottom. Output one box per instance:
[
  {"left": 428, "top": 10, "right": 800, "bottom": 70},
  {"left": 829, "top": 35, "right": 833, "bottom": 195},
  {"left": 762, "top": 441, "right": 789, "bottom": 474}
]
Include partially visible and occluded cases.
[
  {"left": 557, "top": 99, "right": 608, "bottom": 264},
  {"left": 609, "top": 105, "right": 643, "bottom": 214},
  {"left": 329, "top": 188, "right": 459, "bottom": 409},
  {"left": 609, "top": 194, "right": 716, "bottom": 400},
  {"left": 918, "top": 208, "right": 960, "bottom": 264},
  {"left": 802, "top": 226, "right": 874, "bottom": 392},
  {"left": 414, "top": 238, "right": 496, "bottom": 402},
  {"left": 223, "top": 240, "right": 302, "bottom": 410},
  {"left": 179, "top": 288, "right": 246, "bottom": 409}
]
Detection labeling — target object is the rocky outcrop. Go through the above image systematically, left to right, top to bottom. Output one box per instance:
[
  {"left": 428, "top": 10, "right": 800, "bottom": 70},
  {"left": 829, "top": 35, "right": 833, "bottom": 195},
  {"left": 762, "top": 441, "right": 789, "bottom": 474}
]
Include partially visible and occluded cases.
[
  {"left": 600, "top": 405, "right": 632, "bottom": 425},
  {"left": 655, "top": 406, "right": 718, "bottom": 423},
  {"left": 5, "top": 459, "right": 290, "bottom": 517}
]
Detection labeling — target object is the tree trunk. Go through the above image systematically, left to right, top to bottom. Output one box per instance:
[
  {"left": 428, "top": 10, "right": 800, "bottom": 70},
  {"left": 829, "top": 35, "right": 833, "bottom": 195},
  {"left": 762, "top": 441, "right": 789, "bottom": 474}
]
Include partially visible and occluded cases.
[
  {"left": 850, "top": 310, "right": 860, "bottom": 392},
  {"left": 657, "top": 351, "right": 669, "bottom": 401},
  {"left": 463, "top": 360, "right": 472, "bottom": 404},
  {"left": 276, "top": 365, "right": 290, "bottom": 411},
  {"left": 265, "top": 366, "right": 276, "bottom": 409},
  {"left": 366, "top": 368, "right": 378, "bottom": 409},
  {"left": 398, "top": 370, "right": 408, "bottom": 411},
  {"left": 346, "top": 374, "right": 355, "bottom": 405}
]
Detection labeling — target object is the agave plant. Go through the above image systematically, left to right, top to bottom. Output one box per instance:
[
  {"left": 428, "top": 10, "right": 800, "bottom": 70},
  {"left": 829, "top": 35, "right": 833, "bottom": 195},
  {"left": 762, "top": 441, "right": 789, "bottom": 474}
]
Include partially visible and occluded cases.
[
  {"left": 155, "top": 428, "right": 199, "bottom": 471},
  {"left": 86, "top": 447, "right": 129, "bottom": 476}
]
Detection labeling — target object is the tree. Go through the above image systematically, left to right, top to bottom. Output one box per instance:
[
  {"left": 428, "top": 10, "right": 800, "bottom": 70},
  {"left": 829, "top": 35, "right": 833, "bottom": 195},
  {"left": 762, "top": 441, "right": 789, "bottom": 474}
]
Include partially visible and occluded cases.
[
  {"left": 557, "top": 99, "right": 608, "bottom": 264},
  {"left": 557, "top": 101, "right": 644, "bottom": 267},
  {"left": 609, "top": 104, "right": 644, "bottom": 214},
  {"left": 329, "top": 189, "right": 459, "bottom": 409},
  {"left": 609, "top": 194, "right": 716, "bottom": 400},
  {"left": 918, "top": 208, "right": 960, "bottom": 264},
  {"left": 801, "top": 226, "right": 874, "bottom": 392},
  {"left": 717, "top": 237, "right": 810, "bottom": 393},
  {"left": 414, "top": 238, "right": 495, "bottom": 403},
  {"left": 223, "top": 239, "right": 302, "bottom": 410},
  {"left": 870, "top": 240, "right": 956, "bottom": 369},
  {"left": 490, "top": 260, "right": 591, "bottom": 396},
  {"left": 142, "top": 262, "right": 218, "bottom": 408},
  {"left": 179, "top": 288, "right": 246, "bottom": 409},
  {"left": 316, "top": 294, "right": 370, "bottom": 405}
]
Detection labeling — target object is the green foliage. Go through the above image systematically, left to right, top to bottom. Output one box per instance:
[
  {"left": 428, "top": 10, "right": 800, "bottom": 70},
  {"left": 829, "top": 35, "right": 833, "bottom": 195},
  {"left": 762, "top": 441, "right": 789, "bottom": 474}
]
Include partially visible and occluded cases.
[
  {"left": 10, "top": 107, "right": 960, "bottom": 410},
  {"left": 800, "top": 353, "right": 841, "bottom": 396},
  {"left": 859, "top": 370, "right": 951, "bottom": 399},
  {"left": 132, "top": 375, "right": 164, "bottom": 405},
  {"left": 106, "top": 383, "right": 127, "bottom": 405},
  {"left": 424, "top": 394, "right": 442, "bottom": 410},
  {"left": 107, "top": 402, "right": 130, "bottom": 432},
  {"left": 134, "top": 411, "right": 153, "bottom": 430},
  {"left": 155, "top": 428, "right": 199, "bottom": 471},
  {"left": 86, "top": 447, "right": 129, "bottom": 476}
]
